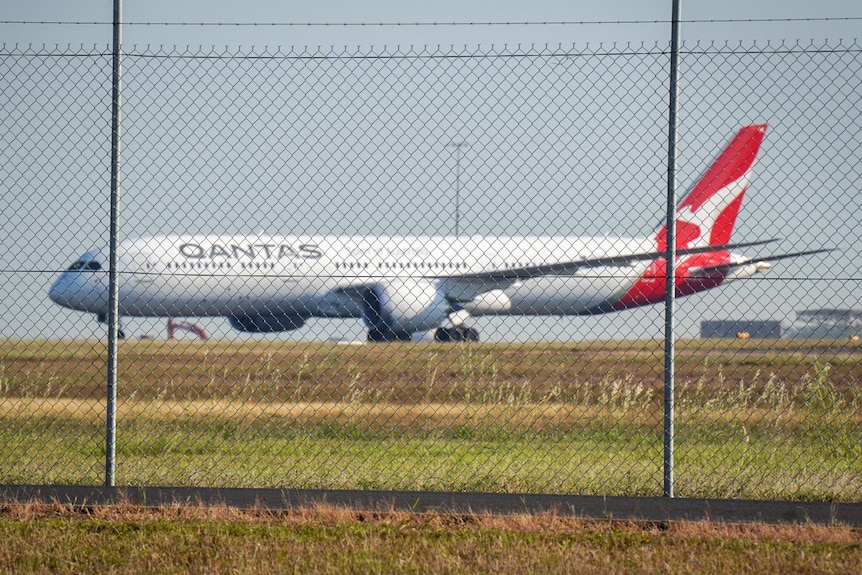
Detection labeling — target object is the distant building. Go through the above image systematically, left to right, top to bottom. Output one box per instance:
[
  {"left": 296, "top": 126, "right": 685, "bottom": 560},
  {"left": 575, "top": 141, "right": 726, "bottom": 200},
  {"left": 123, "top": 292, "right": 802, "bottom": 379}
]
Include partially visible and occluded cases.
[
  {"left": 785, "top": 309, "right": 862, "bottom": 339},
  {"left": 700, "top": 320, "right": 783, "bottom": 339}
]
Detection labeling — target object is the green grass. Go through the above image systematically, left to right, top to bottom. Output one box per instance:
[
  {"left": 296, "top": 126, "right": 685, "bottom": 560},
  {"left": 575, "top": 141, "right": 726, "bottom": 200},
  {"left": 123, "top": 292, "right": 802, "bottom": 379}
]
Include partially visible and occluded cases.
[{"left": 1, "top": 339, "right": 860, "bottom": 500}]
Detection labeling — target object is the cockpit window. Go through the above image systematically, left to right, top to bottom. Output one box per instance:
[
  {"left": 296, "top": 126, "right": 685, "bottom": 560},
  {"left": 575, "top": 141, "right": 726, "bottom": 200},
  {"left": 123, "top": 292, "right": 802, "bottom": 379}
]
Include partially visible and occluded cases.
[{"left": 67, "top": 260, "right": 102, "bottom": 271}]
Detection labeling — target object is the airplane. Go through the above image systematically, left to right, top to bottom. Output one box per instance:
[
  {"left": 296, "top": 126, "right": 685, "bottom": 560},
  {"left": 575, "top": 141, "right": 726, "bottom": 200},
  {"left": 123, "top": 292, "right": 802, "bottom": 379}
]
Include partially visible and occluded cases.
[{"left": 48, "top": 124, "right": 828, "bottom": 342}]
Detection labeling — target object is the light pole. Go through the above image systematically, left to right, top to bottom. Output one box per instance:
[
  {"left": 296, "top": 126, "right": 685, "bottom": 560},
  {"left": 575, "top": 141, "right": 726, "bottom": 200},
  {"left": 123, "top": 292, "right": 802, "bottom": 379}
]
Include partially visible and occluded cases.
[{"left": 447, "top": 142, "right": 469, "bottom": 236}]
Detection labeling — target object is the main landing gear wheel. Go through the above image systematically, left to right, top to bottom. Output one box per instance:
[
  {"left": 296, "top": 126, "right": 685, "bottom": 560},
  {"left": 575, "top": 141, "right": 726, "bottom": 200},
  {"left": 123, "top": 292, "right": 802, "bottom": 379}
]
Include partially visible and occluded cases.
[{"left": 434, "top": 326, "right": 479, "bottom": 342}]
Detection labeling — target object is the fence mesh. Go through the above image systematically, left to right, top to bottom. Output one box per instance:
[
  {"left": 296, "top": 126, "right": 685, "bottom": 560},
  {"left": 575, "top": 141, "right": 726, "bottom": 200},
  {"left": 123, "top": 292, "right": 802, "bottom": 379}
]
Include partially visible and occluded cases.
[{"left": 1, "top": 40, "right": 860, "bottom": 499}]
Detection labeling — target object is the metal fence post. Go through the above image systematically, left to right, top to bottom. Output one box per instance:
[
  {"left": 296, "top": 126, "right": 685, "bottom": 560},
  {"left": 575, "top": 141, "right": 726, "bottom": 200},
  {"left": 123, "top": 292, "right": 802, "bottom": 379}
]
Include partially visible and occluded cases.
[
  {"left": 106, "top": 0, "right": 123, "bottom": 487},
  {"left": 664, "top": 0, "right": 682, "bottom": 499}
]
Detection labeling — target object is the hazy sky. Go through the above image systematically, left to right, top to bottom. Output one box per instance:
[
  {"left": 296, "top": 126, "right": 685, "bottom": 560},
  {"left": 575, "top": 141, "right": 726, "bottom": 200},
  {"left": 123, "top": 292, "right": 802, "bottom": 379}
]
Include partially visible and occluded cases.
[
  {"left": 2, "top": 1, "right": 859, "bottom": 342},
  {"left": 3, "top": 1, "right": 860, "bottom": 47}
]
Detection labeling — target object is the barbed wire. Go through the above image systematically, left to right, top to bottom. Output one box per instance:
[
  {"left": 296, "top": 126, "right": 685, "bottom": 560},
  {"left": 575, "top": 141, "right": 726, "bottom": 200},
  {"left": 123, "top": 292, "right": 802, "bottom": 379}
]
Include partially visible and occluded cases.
[{"left": 2, "top": 40, "right": 859, "bottom": 60}]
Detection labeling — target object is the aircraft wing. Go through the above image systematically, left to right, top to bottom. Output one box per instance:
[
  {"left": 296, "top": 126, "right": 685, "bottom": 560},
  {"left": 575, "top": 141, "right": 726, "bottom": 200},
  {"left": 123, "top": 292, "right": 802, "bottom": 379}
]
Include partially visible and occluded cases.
[
  {"left": 319, "top": 238, "right": 801, "bottom": 313},
  {"left": 440, "top": 239, "right": 780, "bottom": 303},
  {"left": 452, "top": 239, "right": 779, "bottom": 281}
]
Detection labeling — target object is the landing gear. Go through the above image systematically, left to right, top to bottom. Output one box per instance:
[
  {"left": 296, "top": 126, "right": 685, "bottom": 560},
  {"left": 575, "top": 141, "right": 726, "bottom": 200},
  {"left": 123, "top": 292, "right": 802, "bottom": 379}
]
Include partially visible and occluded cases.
[
  {"left": 434, "top": 309, "right": 478, "bottom": 342},
  {"left": 97, "top": 312, "right": 125, "bottom": 339},
  {"left": 434, "top": 326, "right": 480, "bottom": 342}
]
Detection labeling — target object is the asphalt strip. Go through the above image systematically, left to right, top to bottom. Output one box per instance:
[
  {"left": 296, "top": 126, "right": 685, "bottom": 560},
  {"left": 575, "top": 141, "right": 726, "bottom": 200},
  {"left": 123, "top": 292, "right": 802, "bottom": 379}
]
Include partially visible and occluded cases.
[{"left": 2, "top": 485, "right": 860, "bottom": 527}]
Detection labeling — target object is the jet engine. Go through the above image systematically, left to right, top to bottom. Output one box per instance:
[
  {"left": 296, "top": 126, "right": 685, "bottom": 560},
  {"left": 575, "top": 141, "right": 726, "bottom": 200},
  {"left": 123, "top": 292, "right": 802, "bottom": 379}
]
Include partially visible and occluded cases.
[{"left": 361, "top": 278, "right": 450, "bottom": 341}]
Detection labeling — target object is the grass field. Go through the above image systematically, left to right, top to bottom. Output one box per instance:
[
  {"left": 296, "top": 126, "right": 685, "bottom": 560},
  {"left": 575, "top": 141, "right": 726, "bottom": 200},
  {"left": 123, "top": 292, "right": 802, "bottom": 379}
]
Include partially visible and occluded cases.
[
  {"left": 1, "top": 338, "right": 860, "bottom": 500},
  {"left": 1, "top": 502, "right": 860, "bottom": 574}
]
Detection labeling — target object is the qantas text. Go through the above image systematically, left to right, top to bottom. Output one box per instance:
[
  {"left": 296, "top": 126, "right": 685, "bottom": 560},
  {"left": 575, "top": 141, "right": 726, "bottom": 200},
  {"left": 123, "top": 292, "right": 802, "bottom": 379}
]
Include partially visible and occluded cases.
[{"left": 178, "top": 242, "right": 323, "bottom": 260}]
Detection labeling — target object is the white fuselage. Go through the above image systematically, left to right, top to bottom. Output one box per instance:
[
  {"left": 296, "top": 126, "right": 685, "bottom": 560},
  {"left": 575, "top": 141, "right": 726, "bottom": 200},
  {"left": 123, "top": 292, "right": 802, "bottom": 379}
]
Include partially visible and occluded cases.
[{"left": 49, "top": 234, "right": 662, "bottom": 320}]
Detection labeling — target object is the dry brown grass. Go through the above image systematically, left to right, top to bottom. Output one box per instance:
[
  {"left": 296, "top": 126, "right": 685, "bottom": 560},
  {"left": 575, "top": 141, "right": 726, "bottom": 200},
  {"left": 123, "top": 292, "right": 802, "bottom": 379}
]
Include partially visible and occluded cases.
[
  {"left": 3, "top": 338, "right": 861, "bottom": 405},
  {"left": 0, "top": 396, "right": 662, "bottom": 430},
  {"left": 1, "top": 500, "right": 859, "bottom": 544},
  {"left": 1, "top": 501, "right": 860, "bottom": 574}
]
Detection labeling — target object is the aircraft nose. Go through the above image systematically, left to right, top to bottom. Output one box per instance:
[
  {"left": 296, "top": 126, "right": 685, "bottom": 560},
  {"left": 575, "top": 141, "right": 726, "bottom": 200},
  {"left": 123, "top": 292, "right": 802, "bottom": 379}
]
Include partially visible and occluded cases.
[
  {"left": 48, "top": 264, "right": 109, "bottom": 312},
  {"left": 49, "top": 270, "right": 96, "bottom": 310},
  {"left": 48, "top": 272, "right": 73, "bottom": 306}
]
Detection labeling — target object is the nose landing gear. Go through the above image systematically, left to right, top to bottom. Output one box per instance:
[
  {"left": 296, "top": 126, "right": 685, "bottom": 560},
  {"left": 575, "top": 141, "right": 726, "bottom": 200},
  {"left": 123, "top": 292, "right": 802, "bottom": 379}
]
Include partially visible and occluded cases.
[{"left": 96, "top": 313, "right": 126, "bottom": 340}]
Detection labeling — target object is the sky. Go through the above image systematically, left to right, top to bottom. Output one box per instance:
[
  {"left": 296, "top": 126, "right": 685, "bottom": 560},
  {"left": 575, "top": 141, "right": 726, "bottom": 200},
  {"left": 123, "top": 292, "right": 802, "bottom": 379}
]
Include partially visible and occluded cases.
[
  {"left": 1, "top": 1, "right": 860, "bottom": 342},
  {"left": 3, "top": 1, "right": 860, "bottom": 48}
]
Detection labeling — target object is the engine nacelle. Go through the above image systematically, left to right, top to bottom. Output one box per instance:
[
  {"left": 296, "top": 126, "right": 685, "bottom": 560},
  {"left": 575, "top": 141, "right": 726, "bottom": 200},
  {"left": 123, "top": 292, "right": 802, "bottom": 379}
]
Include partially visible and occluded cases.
[
  {"left": 362, "top": 278, "right": 450, "bottom": 338},
  {"left": 462, "top": 289, "right": 513, "bottom": 316},
  {"left": 228, "top": 313, "right": 306, "bottom": 333}
]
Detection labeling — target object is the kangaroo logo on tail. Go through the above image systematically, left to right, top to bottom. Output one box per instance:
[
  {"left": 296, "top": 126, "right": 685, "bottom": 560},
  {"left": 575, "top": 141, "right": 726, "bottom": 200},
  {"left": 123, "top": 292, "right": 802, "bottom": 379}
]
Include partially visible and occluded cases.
[
  {"left": 614, "top": 124, "right": 770, "bottom": 311},
  {"left": 656, "top": 124, "right": 768, "bottom": 251}
]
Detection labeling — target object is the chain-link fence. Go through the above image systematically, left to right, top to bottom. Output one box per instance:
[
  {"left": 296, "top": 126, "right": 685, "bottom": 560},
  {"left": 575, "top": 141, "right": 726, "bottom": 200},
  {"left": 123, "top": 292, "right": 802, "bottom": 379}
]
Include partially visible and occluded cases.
[{"left": 1, "top": 40, "right": 860, "bottom": 500}]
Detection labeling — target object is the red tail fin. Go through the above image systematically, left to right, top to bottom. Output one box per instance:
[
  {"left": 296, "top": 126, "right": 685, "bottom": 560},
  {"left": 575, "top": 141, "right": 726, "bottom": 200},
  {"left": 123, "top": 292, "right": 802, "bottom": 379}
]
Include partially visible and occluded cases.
[{"left": 656, "top": 124, "right": 768, "bottom": 250}]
